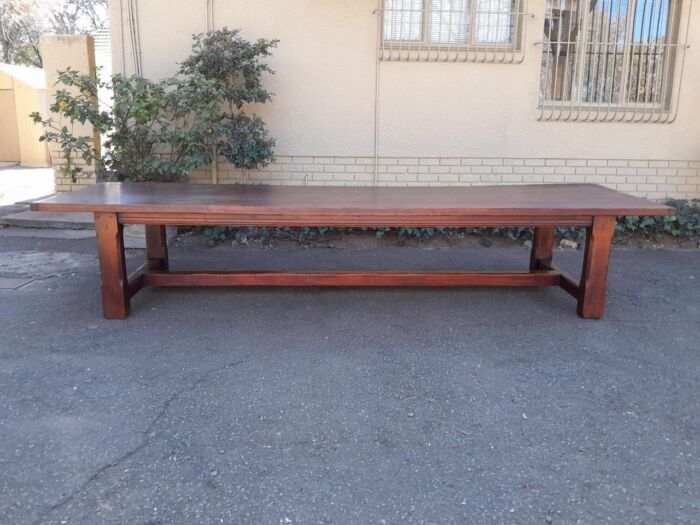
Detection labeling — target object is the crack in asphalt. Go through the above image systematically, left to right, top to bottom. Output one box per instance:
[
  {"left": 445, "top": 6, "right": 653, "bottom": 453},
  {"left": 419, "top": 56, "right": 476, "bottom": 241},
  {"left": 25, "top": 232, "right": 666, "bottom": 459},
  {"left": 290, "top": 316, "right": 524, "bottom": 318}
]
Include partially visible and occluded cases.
[{"left": 31, "top": 356, "right": 250, "bottom": 525}]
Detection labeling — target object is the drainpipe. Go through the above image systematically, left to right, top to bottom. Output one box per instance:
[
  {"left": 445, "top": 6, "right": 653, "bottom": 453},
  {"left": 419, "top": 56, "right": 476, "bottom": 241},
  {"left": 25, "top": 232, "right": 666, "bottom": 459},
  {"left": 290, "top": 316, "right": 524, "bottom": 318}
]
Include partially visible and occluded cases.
[
  {"left": 118, "top": 0, "right": 126, "bottom": 73},
  {"left": 127, "top": 0, "right": 142, "bottom": 76},
  {"left": 205, "top": 0, "right": 218, "bottom": 184},
  {"left": 373, "top": 0, "right": 382, "bottom": 186}
]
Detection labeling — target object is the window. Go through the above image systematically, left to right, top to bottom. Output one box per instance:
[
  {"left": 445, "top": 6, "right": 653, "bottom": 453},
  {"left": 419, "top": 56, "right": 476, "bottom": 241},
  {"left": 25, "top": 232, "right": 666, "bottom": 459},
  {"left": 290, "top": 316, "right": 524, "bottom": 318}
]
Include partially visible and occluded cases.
[
  {"left": 381, "top": 0, "right": 526, "bottom": 63},
  {"left": 539, "top": 0, "right": 687, "bottom": 122}
]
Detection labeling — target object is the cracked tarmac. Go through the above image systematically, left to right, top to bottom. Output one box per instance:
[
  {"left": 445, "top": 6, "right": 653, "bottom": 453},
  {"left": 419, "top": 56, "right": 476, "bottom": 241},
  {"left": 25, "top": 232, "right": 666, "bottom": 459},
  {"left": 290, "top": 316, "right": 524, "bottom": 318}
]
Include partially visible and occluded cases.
[{"left": 0, "top": 234, "right": 699, "bottom": 524}]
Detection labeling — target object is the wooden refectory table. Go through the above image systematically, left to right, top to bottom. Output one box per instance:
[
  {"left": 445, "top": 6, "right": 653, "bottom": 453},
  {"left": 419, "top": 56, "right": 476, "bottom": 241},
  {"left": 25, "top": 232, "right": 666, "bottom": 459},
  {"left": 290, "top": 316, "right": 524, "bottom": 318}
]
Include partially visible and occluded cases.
[{"left": 30, "top": 182, "right": 673, "bottom": 320}]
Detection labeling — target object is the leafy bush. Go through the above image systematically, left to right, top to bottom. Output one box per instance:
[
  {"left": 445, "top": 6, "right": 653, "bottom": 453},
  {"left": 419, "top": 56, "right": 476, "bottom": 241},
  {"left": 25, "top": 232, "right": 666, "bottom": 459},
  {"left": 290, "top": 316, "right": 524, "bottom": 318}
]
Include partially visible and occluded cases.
[
  {"left": 32, "top": 28, "right": 277, "bottom": 182},
  {"left": 179, "top": 28, "right": 277, "bottom": 170},
  {"left": 31, "top": 69, "right": 111, "bottom": 182},
  {"left": 33, "top": 69, "right": 225, "bottom": 182},
  {"left": 107, "top": 74, "right": 225, "bottom": 181},
  {"left": 215, "top": 113, "right": 275, "bottom": 170},
  {"left": 616, "top": 199, "right": 699, "bottom": 241}
]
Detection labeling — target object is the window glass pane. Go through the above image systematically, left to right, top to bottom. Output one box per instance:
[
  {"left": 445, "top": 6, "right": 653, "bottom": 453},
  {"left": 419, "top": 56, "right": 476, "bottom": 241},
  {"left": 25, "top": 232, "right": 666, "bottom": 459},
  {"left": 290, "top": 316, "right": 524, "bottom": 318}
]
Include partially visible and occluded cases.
[
  {"left": 384, "top": 0, "right": 424, "bottom": 41},
  {"left": 429, "top": 0, "right": 471, "bottom": 44},
  {"left": 474, "top": 0, "right": 515, "bottom": 43},
  {"left": 540, "top": 0, "right": 672, "bottom": 106},
  {"left": 540, "top": 0, "right": 582, "bottom": 103},
  {"left": 579, "top": 0, "right": 630, "bottom": 103},
  {"left": 626, "top": 0, "right": 670, "bottom": 103}
]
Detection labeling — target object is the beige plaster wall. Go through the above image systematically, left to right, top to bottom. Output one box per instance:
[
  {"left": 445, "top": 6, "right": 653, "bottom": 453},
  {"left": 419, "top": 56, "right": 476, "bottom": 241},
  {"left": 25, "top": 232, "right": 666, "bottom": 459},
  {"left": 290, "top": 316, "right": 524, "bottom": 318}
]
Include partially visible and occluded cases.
[
  {"left": 109, "top": 0, "right": 700, "bottom": 197},
  {"left": 110, "top": 0, "right": 700, "bottom": 158},
  {"left": 0, "top": 80, "right": 21, "bottom": 162},
  {"left": 13, "top": 80, "right": 50, "bottom": 167}
]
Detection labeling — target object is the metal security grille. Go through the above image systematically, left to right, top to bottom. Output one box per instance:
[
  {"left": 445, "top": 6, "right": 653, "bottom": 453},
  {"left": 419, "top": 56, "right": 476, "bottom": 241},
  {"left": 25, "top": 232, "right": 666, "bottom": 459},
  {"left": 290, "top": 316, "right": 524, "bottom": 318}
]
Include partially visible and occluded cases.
[
  {"left": 380, "top": 0, "right": 529, "bottom": 63},
  {"left": 538, "top": 0, "right": 691, "bottom": 122}
]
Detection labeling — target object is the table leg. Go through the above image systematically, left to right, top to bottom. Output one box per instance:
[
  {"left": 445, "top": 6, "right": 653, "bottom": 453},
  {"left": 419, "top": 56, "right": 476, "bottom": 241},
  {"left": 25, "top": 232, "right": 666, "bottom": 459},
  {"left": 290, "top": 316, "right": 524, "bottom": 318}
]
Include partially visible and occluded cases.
[
  {"left": 94, "top": 212, "right": 130, "bottom": 319},
  {"left": 577, "top": 216, "right": 616, "bottom": 319},
  {"left": 145, "top": 225, "right": 169, "bottom": 271},
  {"left": 530, "top": 226, "right": 555, "bottom": 271}
]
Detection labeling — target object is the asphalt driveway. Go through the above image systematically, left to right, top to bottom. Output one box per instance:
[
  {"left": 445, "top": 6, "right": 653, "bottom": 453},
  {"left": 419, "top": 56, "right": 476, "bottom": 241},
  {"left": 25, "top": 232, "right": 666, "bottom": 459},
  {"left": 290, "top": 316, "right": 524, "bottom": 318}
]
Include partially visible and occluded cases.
[{"left": 0, "top": 233, "right": 698, "bottom": 524}]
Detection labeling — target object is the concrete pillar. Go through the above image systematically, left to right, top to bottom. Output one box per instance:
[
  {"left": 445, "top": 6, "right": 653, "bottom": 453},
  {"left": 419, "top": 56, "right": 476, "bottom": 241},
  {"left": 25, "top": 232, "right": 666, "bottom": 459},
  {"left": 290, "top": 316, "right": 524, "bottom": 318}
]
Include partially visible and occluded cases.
[{"left": 40, "top": 35, "right": 99, "bottom": 192}]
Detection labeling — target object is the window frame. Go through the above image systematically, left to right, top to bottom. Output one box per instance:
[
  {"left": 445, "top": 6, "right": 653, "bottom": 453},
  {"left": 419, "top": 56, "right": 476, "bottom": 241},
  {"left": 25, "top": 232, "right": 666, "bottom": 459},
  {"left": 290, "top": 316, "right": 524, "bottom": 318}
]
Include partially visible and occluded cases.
[
  {"left": 381, "top": 0, "right": 525, "bottom": 51},
  {"left": 539, "top": 0, "right": 683, "bottom": 113}
]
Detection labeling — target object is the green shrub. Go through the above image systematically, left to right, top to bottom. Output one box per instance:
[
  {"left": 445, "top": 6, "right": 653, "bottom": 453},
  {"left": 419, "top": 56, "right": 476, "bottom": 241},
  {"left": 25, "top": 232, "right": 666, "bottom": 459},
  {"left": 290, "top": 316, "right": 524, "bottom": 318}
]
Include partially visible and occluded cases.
[
  {"left": 179, "top": 27, "right": 278, "bottom": 170},
  {"left": 32, "top": 28, "right": 277, "bottom": 182},
  {"left": 32, "top": 69, "right": 225, "bottom": 182},
  {"left": 108, "top": 74, "right": 226, "bottom": 182},
  {"left": 215, "top": 113, "right": 275, "bottom": 170},
  {"left": 616, "top": 199, "right": 699, "bottom": 241}
]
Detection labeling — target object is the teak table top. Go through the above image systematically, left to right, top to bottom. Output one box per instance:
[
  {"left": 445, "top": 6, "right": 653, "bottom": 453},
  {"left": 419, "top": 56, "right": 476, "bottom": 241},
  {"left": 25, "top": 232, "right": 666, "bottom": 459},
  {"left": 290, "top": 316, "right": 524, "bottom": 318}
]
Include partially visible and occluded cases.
[{"left": 32, "top": 183, "right": 672, "bottom": 216}]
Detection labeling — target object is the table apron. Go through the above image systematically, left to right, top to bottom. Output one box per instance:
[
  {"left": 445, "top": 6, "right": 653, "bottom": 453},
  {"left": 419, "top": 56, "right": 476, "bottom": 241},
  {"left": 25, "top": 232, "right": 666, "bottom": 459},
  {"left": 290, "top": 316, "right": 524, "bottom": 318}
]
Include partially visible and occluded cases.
[{"left": 117, "top": 212, "right": 596, "bottom": 228}]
